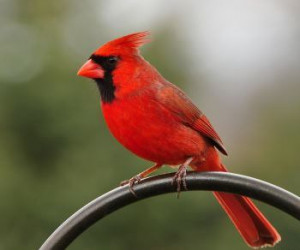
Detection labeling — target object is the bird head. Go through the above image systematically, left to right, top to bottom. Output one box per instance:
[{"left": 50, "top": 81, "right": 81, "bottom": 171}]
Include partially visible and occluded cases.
[
  {"left": 77, "top": 31, "right": 151, "bottom": 102},
  {"left": 77, "top": 31, "right": 150, "bottom": 80}
]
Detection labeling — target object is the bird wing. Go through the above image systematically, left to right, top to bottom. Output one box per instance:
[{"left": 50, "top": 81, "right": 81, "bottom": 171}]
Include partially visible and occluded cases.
[{"left": 156, "top": 84, "right": 228, "bottom": 155}]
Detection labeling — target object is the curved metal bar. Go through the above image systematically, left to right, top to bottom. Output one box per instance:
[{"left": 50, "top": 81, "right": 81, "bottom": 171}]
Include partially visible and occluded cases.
[{"left": 40, "top": 172, "right": 300, "bottom": 250}]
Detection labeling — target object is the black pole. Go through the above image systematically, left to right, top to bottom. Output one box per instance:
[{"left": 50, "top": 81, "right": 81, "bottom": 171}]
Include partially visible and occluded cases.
[{"left": 40, "top": 172, "right": 300, "bottom": 250}]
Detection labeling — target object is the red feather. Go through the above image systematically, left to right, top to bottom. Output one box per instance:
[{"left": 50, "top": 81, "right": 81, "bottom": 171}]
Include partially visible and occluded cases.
[
  {"left": 94, "top": 31, "right": 150, "bottom": 56},
  {"left": 157, "top": 83, "right": 227, "bottom": 155},
  {"left": 209, "top": 164, "right": 281, "bottom": 248}
]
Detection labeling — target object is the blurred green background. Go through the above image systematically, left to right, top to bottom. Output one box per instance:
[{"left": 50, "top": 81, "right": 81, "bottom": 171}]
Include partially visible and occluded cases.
[{"left": 0, "top": 0, "right": 299, "bottom": 249}]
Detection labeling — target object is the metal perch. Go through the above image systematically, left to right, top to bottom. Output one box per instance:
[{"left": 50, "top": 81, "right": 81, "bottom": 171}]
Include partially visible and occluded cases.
[{"left": 40, "top": 171, "right": 300, "bottom": 250}]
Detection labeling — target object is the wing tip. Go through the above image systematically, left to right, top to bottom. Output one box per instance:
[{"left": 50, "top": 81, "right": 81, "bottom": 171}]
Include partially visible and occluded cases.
[{"left": 215, "top": 141, "right": 228, "bottom": 156}]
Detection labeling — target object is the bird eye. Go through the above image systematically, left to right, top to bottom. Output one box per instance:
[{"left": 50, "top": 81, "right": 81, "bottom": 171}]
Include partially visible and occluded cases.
[{"left": 107, "top": 57, "right": 118, "bottom": 65}]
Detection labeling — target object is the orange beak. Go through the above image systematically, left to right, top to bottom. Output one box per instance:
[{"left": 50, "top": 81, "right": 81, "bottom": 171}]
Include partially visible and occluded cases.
[{"left": 77, "top": 59, "right": 104, "bottom": 79}]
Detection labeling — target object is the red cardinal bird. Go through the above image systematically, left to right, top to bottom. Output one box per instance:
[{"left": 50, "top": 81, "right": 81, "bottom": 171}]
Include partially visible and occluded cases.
[{"left": 78, "top": 32, "right": 281, "bottom": 248}]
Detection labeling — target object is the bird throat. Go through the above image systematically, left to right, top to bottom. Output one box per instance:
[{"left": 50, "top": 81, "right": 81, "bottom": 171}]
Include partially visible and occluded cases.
[{"left": 95, "top": 72, "right": 116, "bottom": 103}]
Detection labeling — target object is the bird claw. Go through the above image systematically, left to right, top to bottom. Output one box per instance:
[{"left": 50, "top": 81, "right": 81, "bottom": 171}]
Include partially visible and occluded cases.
[
  {"left": 172, "top": 164, "right": 188, "bottom": 198},
  {"left": 120, "top": 175, "right": 142, "bottom": 197}
]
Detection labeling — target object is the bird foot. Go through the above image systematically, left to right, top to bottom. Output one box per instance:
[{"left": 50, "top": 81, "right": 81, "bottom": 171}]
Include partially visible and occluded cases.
[
  {"left": 172, "top": 157, "right": 194, "bottom": 198},
  {"left": 172, "top": 164, "right": 188, "bottom": 198},
  {"left": 120, "top": 175, "right": 142, "bottom": 197}
]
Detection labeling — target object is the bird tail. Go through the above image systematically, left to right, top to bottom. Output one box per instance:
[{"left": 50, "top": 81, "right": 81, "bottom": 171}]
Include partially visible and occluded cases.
[{"left": 211, "top": 164, "right": 280, "bottom": 248}]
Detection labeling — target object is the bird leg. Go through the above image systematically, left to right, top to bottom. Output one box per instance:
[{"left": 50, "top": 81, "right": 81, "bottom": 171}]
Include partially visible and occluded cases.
[
  {"left": 172, "top": 157, "right": 194, "bottom": 198},
  {"left": 120, "top": 163, "right": 162, "bottom": 196}
]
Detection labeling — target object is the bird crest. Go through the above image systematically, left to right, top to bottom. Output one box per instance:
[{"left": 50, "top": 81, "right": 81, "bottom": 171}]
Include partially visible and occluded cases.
[{"left": 94, "top": 31, "right": 150, "bottom": 56}]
